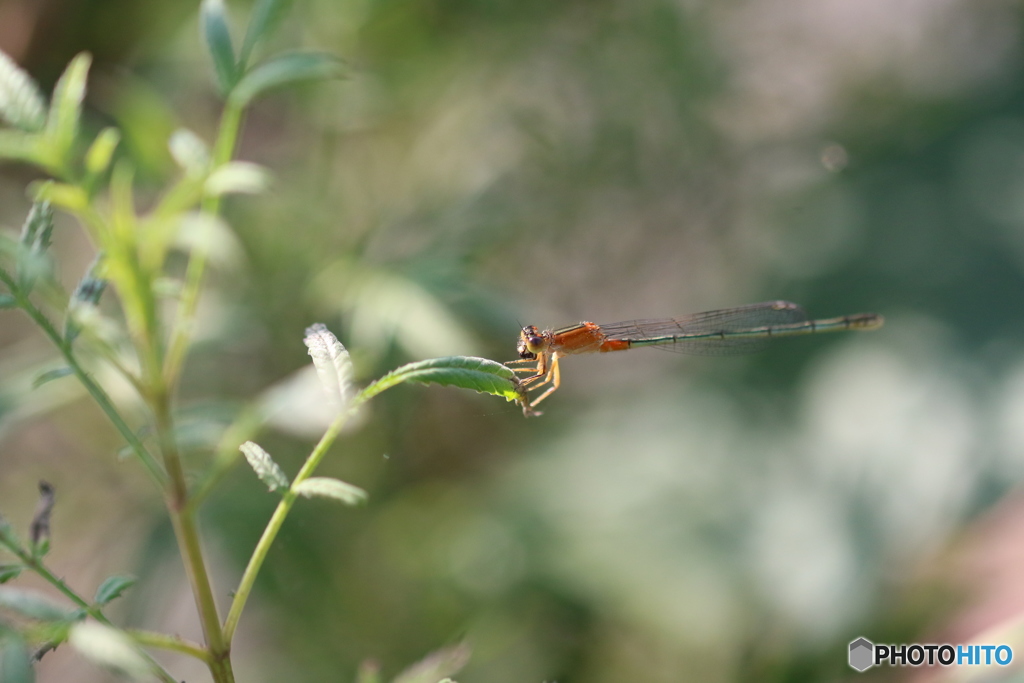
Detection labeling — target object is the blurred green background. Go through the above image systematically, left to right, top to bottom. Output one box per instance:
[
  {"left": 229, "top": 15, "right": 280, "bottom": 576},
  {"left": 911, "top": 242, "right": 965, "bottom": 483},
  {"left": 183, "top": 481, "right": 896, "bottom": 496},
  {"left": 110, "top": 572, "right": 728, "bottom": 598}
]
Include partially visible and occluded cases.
[{"left": 3, "top": 0, "right": 1024, "bottom": 680}]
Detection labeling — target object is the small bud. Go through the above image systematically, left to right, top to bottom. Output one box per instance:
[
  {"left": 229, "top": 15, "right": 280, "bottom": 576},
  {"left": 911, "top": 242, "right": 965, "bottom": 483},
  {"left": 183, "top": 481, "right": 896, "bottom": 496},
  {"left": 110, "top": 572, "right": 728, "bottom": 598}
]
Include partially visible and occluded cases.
[{"left": 30, "top": 481, "right": 55, "bottom": 555}]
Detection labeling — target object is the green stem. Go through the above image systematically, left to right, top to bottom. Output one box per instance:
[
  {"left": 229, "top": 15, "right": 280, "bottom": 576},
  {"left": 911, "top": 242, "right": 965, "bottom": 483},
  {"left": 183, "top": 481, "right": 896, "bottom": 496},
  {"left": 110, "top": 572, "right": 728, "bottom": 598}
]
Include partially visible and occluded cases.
[
  {"left": 163, "top": 100, "right": 245, "bottom": 387},
  {"left": 139, "top": 101, "right": 248, "bottom": 683},
  {"left": 0, "top": 268, "right": 166, "bottom": 488},
  {"left": 222, "top": 374, "right": 411, "bottom": 643},
  {"left": 153, "top": 390, "right": 234, "bottom": 682},
  {"left": 223, "top": 406, "right": 353, "bottom": 642},
  {"left": 0, "top": 539, "right": 100, "bottom": 620},
  {"left": 126, "top": 629, "right": 210, "bottom": 663}
]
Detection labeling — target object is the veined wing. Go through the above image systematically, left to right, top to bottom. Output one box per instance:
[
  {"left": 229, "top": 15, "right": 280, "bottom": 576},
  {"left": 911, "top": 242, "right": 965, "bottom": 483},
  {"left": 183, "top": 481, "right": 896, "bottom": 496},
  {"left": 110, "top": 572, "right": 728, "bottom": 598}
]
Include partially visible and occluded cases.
[{"left": 596, "top": 300, "right": 809, "bottom": 356}]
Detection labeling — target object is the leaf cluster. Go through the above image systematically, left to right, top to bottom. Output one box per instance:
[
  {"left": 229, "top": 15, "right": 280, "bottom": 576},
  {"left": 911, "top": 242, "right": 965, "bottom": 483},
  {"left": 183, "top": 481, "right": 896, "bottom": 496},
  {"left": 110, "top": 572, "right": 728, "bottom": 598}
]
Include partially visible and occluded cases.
[{"left": 0, "top": 1, "right": 527, "bottom": 680}]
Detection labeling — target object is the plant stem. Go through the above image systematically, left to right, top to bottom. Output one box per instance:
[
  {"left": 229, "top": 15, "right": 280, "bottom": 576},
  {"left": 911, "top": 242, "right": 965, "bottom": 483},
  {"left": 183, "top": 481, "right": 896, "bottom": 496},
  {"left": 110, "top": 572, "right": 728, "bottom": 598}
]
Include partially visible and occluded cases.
[
  {"left": 143, "top": 98, "right": 245, "bottom": 683},
  {"left": 164, "top": 99, "right": 245, "bottom": 387},
  {"left": 0, "top": 268, "right": 166, "bottom": 488},
  {"left": 223, "top": 375, "right": 410, "bottom": 643},
  {"left": 153, "top": 388, "right": 234, "bottom": 682},
  {"left": 223, "top": 408, "right": 352, "bottom": 642},
  {"left": 0, "top": 537, "right": 182, "bottom": 683},
  {"left": 126, "top": 629, "right": 211, "bottom": 662}
]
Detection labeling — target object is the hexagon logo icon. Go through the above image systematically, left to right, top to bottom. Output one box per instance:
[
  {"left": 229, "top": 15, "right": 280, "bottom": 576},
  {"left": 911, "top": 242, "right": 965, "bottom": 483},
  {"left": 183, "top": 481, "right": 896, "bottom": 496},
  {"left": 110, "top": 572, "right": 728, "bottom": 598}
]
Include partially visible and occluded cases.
[{"left": 849, "top": 637, "right": 874, "bottom": 672}]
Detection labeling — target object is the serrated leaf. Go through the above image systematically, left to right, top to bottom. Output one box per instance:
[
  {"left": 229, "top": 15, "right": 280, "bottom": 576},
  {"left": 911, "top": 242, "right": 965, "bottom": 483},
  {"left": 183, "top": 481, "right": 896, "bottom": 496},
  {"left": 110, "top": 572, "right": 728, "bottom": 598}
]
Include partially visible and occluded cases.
[
  {"left": 201, "top": 0, "right": 238, "bottom": 94},
  {"left": 239, "top": 0, "right": 293, "bottom": 70},
  {"left": 0, "top": 49, "right": 46, "bottom": 132},
  {"left": 230, "top": 52, "right": 347, "bottom": 107},
  {"left": 45, "top": 53, "right": 91, "bottom": 168},
  {"left": 84, "top": 127, "right": 120, "bottom": 176},
  {"left": 168, "top": 128, "right": 210, "bottom": 175},
  {"left": 204, "top": 161, "right": 269, "bottom": 195},
  {"left": 16, "top": 200, "right": 54, "bottom": 294},
  {"left": 19, "top": 200, "right": 53, "bottom": 251},
  {"left": 17, "top": 249, "right": 50, "bottom": 293},
  {"left": 65, "top": 253, "right": 107, "bottom": 343},
  {"left": 0, "top": 294, "right": 15, "bottom": 309},
  {"left": 303, "top": 323, "right": 353, "bottom": 410},
  {"left": 363, "top": 356, "right": 523, "bottom": 405},
  {"left": 32, "top": 367, "right": 74, "bottom": 389},
  {"left": 239, "top": 441, "right": 289, "bottom": 491},
  {"left": 293, "top": 477, "right": 367, "bottom": 505},
  {"left": 0, "top": 565, "right": 23, "bottom": 583},
  {"left": 93, "top": 576, "right": 136, "bottom": 605},
  {"left": 0, "top": 587, "right": 75, "bottom": 622},
  {"left": 69, "top": 622, "right": 151, "bottom": 681},
  {"left": 0, "top": 634, "right": 35, "bottom": 683},
  {"left": 392, "top": 643, "right": 471, "bottom": 683}
]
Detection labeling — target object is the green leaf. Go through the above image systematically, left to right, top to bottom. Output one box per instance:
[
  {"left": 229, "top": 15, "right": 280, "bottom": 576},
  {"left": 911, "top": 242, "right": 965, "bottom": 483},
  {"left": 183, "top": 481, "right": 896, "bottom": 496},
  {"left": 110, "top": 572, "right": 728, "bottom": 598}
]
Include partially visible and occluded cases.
[
  {"left": 201, "top": 0, "right": 238, "bottom": 94},
  {"left": 239, "top": 0, "right": 293, "bottom": 70},
  {"left": 0, "top": 49, "right": 46, "bottom": 132},
  {"left": 230, "top": 52, "right": 346, "bottom": 108},
  {"left": 44, "top": 53, "right": 91, "bottom": 169},
  {"left": 84, "top": 127, "right": 121, "bottom": 177},
  {"left": 168, "top": 128, "right": 210, "bottom": 175},
  {"left": 0, "top": 129, "right": 43, "bottom": 165},
  {"left": 204, "top": 161, "right": 269, "bottom": 195},
  {"left": 29, "top": 181, "right": 88, "bottom": 212},
  {"left": 16, "top": 200, "right": 54, "bottom": 294},
  {"left": 19, "top": 200, "right": 53, "bottom": 251},
  {"left": 172, "top": 213, "right": 244, "bottom": 272},
  {"left": 64, "top": 251, "right": 107, "bottom": 343},
  {"left": 17, "top": 252, "right": 53, "bottom": 296},
  {"left": 71, "top": 264, "right": 108, "bottom": 305},
  {"left": 0, "top": 294, "right": 15, "bottom": 309},
  {"left": 303, "top": 323, "right": 353, "bottom": 409},
  {"left": 363, "top": 356, "right": 524, "bottom": 405},
  {"left": 32, "top": 367, "right": 74, "bottom": 389},
  {"left": 239, "top": 441, "right": 289, "bottom": 491},
  {"left": 293, "top": 477, "right": 367, "bottom": 505},
  {"left": 0, "top": 515, "right": 17, "bottom": 546},
  {"left": 30, "top": 537, "right": 49, "bottom": 559},
  {"left": 0, "top": 565, "right": 23, "bottom": 583},
  {"left": 93, "top": 575, "right": 136, "bottom": 605},
  {"left": 0, "top": 587, "right": 75, "bottom": 622},
  {"left": 69, "top": 622, "right": 151, "bottom": 681},
  {"left": 0, "top": 633, "right": 35, "bottom": 683},
  {"left": 392, "top": 643, "right": 471, "bottom": 683}
]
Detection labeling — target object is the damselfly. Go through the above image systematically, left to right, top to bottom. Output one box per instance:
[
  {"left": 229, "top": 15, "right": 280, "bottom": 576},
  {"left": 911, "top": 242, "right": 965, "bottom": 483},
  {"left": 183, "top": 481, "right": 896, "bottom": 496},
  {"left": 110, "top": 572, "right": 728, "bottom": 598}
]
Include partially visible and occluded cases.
[{"left": 507, "top": 300, "right": 883, "bottom": 415}]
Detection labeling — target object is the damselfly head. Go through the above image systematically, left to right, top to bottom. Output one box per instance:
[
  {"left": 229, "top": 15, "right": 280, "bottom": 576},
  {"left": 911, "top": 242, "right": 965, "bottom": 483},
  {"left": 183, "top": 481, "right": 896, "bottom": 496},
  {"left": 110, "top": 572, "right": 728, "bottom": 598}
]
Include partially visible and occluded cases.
[{"left": 518, "top": 325, "right": 546, "bottom": 358}]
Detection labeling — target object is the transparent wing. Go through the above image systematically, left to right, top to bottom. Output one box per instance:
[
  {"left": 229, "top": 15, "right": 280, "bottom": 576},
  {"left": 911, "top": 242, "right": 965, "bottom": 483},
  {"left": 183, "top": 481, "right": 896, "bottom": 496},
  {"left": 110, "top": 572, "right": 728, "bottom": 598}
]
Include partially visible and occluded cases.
[{"left": 596, "top": 300, "right": 808, "bottom": 356}]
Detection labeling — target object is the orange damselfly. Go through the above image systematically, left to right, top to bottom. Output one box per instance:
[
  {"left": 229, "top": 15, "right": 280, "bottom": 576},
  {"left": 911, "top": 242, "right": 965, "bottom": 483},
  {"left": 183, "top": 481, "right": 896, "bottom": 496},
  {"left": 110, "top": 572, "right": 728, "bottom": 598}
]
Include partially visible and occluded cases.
[{"left": 507, "top": 300, "right": 883, "bottom": 416}]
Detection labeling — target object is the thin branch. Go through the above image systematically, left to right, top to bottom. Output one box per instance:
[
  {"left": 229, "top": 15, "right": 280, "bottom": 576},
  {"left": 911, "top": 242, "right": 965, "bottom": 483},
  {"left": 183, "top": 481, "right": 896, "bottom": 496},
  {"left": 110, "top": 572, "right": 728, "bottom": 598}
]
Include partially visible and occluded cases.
[
  {"left": 0, "top": 266, "right": 166, "bottom": 487},
  {"left": 0, "top": 534, "right": 182, "bottom": 683}
]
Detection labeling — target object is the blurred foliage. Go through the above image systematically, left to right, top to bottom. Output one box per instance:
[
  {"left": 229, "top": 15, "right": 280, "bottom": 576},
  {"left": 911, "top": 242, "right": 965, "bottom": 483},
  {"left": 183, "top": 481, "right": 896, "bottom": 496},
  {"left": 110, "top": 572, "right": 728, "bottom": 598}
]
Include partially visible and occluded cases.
[{"left": 3, "top": 0, "right": 1024, "bottom": 681}]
